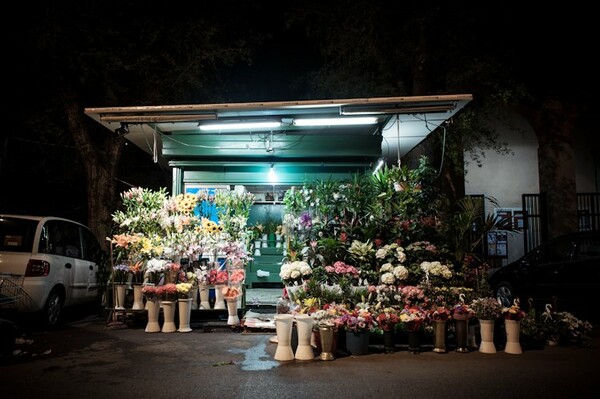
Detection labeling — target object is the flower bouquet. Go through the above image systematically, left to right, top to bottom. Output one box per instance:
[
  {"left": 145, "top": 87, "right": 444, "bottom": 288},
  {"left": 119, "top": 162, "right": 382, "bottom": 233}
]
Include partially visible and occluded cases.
[
  {"left": 145, "top": 258, "right": 168, "bottom": 285},
  {"left": 128, "top": 260, "right": 145, "bottom": 284},
  {"left": 279, "top": 260, "right": 312, "bottom": 286},
  {"left": 163, "top": 261, "right": 180, "bottom": 284},
  {"left": 324, "top": 261, "right": 360, "bottom": 285},
  {"left": 112, "top": 263, "right": 130, "bottom": 284},
  {"left": 207, "top": 269, "right": 229, "bottom": 286},
  {"left": 229, "top": 269, "right": 246, "bottom": 286},
  {"left": 176, "top": 282, "right": 193, "bottom": 299},
  {"left": 157, "top": 283, "right": 178, "bottom": 302},
  {"left": 141, "top": 285, "right": 159, "bottom": 301},
  {"left": 399, "top": 285, "right": 428, "bottom": 307},
  {"left": 222, "top": 286, "right": 241, "bottom": 301},
  {"left": 470, "top": 297, "right": 503, "bottom": 320},
  {"left": 451, "top": 302, "right": 475, "bottom": 320},
  {"left": 502, "top": 302, "right": 526, "bottom": 321},
  {"left": 312, "top": 303, "right": 347, "bottom": 329},
  {"left": 429, "top": 305, "right": 452, "bottom": 321},
  {"left": 399, "top": 306, "right": 427, "bottom": 331},
  {"left": 337, "top": 307, "right": 377, "bottom": 333},
  {"left": 375, "top": 307, "right": 400, "bottom": 331}
]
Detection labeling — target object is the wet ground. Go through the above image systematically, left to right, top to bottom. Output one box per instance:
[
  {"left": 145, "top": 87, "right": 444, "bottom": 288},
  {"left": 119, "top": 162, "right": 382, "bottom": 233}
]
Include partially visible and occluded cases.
[{"left": 1, "top": 307, "right": 598, "bottom": 399}]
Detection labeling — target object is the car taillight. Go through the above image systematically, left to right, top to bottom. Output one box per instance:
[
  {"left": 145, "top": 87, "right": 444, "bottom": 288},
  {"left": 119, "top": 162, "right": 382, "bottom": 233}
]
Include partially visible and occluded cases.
[{"left": 25, "top": 259, "right": 50, "bottom": 277}]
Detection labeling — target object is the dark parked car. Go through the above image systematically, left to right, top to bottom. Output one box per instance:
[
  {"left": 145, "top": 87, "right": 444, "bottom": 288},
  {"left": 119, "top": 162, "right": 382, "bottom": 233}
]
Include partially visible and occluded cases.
[{"left": 489, "top": 230, "right": 600, "bottom": 321}]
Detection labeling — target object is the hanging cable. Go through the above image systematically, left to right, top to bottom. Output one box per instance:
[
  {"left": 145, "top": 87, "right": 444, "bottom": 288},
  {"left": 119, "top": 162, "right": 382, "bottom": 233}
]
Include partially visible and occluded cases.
[
  {"left": 396, "top": 115, "right": 401, "bottom": 166},
  {"left": 437, "top": 122, "right": 448, "bottom": 177},
  {"left": 153, "top": 124, "right": 159, "bottom": 163}
]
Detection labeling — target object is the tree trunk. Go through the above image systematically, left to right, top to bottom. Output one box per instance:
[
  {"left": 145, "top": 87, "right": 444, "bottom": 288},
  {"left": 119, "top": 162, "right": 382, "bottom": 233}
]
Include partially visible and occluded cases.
[
  {"left": 61, "top": 95, "right": 122, "bottom": 252},
  {"left": 527, "top": 98, "right": 578, "bottom": 238}
]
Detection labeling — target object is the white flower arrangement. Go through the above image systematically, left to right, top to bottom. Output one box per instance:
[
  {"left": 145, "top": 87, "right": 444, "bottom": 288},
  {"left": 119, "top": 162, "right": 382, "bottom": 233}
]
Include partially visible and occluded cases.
[
  {"left": 279, "top": 260, "right": 312, "bottom": 285},
  {"left": 420, "top": 261, "right": 453, "bottom": 280},
  {"left": 393, "top": 265, "right": 409, "bottom": 280}
]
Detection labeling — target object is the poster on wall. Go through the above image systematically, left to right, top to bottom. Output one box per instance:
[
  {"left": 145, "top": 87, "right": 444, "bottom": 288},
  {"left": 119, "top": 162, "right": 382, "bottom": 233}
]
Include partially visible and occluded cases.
[
  {"left": 184, "top": 185, "right": 229, "bottom": 223},
  {"left": 487, "top": 231, "right": 508, "bottom": 257}
]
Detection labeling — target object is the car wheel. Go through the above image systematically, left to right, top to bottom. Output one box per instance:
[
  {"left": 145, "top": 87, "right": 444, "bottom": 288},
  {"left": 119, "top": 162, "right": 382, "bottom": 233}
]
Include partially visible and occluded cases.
[
  {"left": 495, "top": 281, "right": 516, "bottom": 307},
  {"left": 42, "top": 289, "right": 64, "bottom": 327}
]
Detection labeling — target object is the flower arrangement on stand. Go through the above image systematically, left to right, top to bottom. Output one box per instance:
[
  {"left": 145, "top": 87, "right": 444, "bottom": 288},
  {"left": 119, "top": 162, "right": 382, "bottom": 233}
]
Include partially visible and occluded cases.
[
  {"left": 145, "top": 258, "right": 168, "bottom": 285},
  {"left": 128, "top": 260, "right": 145, "bottom": 285},
  {"left": 280, "top": 260, "right": 313, "bottom": 286},
  {"left": 280, "top": 260, "right": 312, "bottom": 301},
  {"left": 112, "top": 263, "right": 130, "bottom": 284},
  {"left": 207, "top": 269, "right": 229, "bottom": 286},
  {"left": 176, "top": 282, "right": 193, "bottom": 299},
  {"left": 157, "top": 283, "right": 178, "bottom": 302},
  {"left": 141, "top": 285, "right": 160, "bottom": 333},
  {"left": 141, "top": 285, "right": 159, "bottom": 302},
  {"left": 223, "top": 286, "right": 242, "bottom": 326},
  {"left": 470, "top": 297, "right": 503, "bottom": 354},
  {"left": 471, "top": 297, "right": 503, "bottom": 321},
  {"left": 451, "top": 301, "right": 474, "bottom": 353},
  {"left": 502, "top": 301, "right": 526, "bottom": 321},
  {"left": 311, "top": 302, "right": 347, "bottom": 360},
  {"left": 337, "top": 304, "right": 376, "bottom": 356},
  {"left": 337, "top": 305, "right": 377, "bottom": 333},
  {"left": 399, "top": 305, "right": 427, "bottom": 353},
  {"left": 429, "top": 305, "right": 451, "bottom": 353},
  {"left": 399, "top": 306, "right": 427, "bottom": 331},
  {"left": 375, "top": 307, "right": 400, "bottom": 354}
]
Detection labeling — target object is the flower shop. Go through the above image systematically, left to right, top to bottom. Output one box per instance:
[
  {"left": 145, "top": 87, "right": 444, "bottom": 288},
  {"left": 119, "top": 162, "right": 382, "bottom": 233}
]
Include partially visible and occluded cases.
[
  {"left": 88, "top": 96, "right": 593, "bottom": 360},
  {"left": 106, "top": 157, "right": 593, "bottom": 359}
]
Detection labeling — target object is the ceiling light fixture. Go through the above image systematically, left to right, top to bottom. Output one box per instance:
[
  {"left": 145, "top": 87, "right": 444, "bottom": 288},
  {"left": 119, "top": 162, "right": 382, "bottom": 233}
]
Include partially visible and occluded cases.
[
  {"left": 340, "top": 103, "right": 456, "bottom": 115},
  {"left": 293, "top": 117, "right": 378, "bottom": 126},
  {"left": 199, "top": 121, "right": 282, "bottom": 131},
  {"left": 114, "top": 122, "right": 129, "bottom": 137},
  {"left": 268, "top": 164, "right": 277, "bottom": 183}
]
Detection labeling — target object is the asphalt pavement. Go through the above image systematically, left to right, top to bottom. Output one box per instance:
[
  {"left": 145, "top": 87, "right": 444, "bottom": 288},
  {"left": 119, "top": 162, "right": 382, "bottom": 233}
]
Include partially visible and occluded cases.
[{"left": 1, "top": 308, "right": 598, "bottom": 399}]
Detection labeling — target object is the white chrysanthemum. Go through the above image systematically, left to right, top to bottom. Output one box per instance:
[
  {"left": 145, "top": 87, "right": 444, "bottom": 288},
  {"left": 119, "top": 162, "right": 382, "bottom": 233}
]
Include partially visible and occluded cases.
[
  {"left": 375, "top": 248, "right": 388, "bottom": 259},
  {"left": 395, "top": 248, "right": 406, "bottom": 263},
  {"left": 420, "top": 261, "right": 432, "bottom": 274},
  {"left": 425, "top": 261, "right": 453, "bottom": 279},
  {"left": 298, "top": 262, "right": 312, "bottom": 275},
  {"left": 380, "top": 263, "right": 394, "bottom": 272},
  {"left": 393, "top": 265, "right": 409, "bottom": 280},
  {"left": 279, "top": 268, "right": 292, "bottom": 280},
  {"left": 290, "top": 270, "right": 301, "bottom": 279},
  {"left": 381, "top": 272, "right": 395, "bottom": 284}
]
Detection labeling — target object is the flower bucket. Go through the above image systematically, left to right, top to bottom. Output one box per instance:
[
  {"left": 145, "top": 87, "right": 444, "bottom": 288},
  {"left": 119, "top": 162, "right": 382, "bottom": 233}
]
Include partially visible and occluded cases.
[{"left": 345, "top": 329, "right": 369, "bottom": 356}]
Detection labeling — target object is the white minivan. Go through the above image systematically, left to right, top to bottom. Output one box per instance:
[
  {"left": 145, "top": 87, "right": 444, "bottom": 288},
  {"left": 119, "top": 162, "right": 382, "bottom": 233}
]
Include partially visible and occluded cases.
[{"left": 0, "top": 215, "right": 102, "bottom": 326}]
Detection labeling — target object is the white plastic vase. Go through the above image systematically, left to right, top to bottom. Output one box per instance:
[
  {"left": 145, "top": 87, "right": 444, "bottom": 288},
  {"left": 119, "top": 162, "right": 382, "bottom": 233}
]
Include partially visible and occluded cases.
[
  {"left": 131, "top": 285, "right": 145, "bottom": 310},
  {"left": 214, "top": 285, "right": 226, "bottom": 310},
  {"left": 177, "top": 298, "right": 193, "bottom": 333},
  {"left": 226, "top": 299, "right": 240, "bottom": 326},
  {"left": 145, "top": 300, "right": 161, "bottom": 333},
  {"left": 161, "top": 301, "right": 177, "bottom": 333},
  {"left": 274, "top": 314, "right": 294, "bottom": 361},
  {"left": 294, "top": 314, "right": 315, "bottom": 361},
  {"left": 504, "top": 319, "right": 523, "bottom": 354},
  {"left": 479, "top": 320, "right": 497, "bottom": 354}
]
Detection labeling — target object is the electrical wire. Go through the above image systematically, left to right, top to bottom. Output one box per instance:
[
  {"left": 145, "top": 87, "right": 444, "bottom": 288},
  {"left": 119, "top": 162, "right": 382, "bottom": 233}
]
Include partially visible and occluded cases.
[{"left": 438, "top": 122, "right": 447, "bottom": 177}]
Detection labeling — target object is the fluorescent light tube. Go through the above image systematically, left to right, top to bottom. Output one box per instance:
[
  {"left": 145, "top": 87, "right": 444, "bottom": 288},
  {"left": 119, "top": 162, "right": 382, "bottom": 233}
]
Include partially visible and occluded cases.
[
  {"left": 293, "top": 117, "right": 378, "bottom": 126},
  {"left": 199, "top": 121, "right": 281, "bottom": 131}
]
